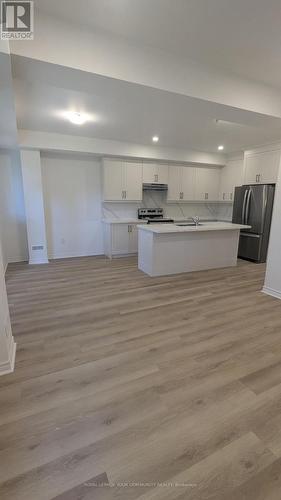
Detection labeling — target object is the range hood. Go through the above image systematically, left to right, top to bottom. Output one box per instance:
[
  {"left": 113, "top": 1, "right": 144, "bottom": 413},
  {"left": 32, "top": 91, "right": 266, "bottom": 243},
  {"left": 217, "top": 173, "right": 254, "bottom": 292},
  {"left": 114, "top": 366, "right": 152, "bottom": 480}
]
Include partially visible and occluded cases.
[{"left": 143, "top": 183, "right": 168, "bottom": 191}]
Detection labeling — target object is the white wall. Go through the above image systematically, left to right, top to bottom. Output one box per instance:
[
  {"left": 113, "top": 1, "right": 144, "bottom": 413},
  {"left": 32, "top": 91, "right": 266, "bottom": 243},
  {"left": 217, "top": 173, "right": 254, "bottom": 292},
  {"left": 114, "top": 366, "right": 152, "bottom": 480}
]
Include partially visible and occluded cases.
[
  {"left": 0, "top": 150, "right": 28, "bottom": 268},
  {"left": 41, "top": 153, "right": 103, "bottom": 259},
  {"left": 263, "top": 155, "right": 281, "bottom": 299},
  {"left": 0, "top": 226, "right": 16, "bottom": 374}
]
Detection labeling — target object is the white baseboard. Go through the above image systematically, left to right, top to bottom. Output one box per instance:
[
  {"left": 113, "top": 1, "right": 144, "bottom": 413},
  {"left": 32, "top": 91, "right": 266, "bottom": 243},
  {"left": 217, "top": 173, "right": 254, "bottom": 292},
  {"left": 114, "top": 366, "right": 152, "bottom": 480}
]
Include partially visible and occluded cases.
[
  {"left": 48, "top": 251, "right": 104, "bottom": 260},
  {"left": 29, "top": 258, "right": 49, "bottom": 265},
  {"left": 262, "top": 286, "right": 281, "bottom": 300},
  {"left": 0, "top": 340, "right": 16, "bottom": 376}
]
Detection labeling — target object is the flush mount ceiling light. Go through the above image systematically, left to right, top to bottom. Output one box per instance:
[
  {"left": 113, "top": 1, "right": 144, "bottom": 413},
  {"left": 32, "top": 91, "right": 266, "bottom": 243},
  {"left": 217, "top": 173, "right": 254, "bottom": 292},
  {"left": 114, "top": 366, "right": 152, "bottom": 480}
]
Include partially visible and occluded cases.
[
  {"left": 66, "top": 112, "right": 89, "bottom": 125},
  {"left": 152, "top": 136, "right": 159, "bottom": 143},
  {"left": 218, "top": 145, "right": 224, "bottom": 151}
]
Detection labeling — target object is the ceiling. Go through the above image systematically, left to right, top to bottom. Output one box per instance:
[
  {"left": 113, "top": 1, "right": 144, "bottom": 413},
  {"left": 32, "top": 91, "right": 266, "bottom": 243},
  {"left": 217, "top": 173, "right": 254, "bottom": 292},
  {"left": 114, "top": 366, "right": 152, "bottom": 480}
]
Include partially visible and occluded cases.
[
  {"left": 36, "top": 0, "right": 281, "bottom": 89},
  {"left": 12, "top": 56, "right": 281, "bottom": 153}
]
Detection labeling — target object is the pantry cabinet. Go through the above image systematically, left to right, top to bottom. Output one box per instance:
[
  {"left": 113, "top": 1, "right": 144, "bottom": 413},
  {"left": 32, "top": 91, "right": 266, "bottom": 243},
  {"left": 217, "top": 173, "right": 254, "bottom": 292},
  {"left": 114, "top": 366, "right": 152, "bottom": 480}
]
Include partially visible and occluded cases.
[
  {"left": 244, "top": 150, "right": 280, "bottom": 185},
  {"left": 103, "top": 159, "right": 142, "bottom": 201},
  {"left": 219, "top": 159, "right": 243, "bottom": 201},
  {"left": 143, "top": 163, "right": 168, "bottom": 184},
  {"left": 195, "top": 167, "right": 220, "bottom": 201},
  {"left": 103, "top": 222, "right": 142, "bottom": 258}
]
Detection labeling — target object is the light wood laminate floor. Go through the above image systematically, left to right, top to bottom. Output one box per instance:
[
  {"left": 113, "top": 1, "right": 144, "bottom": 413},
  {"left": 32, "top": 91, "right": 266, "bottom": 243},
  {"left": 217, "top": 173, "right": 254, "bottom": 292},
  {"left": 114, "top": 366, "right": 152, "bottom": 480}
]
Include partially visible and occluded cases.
[{"left": 1, "top": 256, "right": 281, "bottom": 499}]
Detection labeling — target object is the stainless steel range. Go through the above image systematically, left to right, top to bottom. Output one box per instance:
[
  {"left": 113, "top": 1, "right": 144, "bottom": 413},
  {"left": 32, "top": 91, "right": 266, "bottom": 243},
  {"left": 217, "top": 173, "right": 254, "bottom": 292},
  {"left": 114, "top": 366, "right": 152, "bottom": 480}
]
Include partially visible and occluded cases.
[{"left": 138, "top": 208, "right": 174, "bottom": 224}]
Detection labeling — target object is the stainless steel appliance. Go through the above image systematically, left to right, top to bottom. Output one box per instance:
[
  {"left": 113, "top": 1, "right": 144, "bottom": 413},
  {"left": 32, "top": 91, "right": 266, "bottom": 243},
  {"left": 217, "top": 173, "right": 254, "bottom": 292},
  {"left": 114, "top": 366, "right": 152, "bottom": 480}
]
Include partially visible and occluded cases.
[
  {"left": 232, "top": 184, "right": 275, "bottom": 263},
  {"left": 138, "top": 208, "right": 174, "bottom": 224}
]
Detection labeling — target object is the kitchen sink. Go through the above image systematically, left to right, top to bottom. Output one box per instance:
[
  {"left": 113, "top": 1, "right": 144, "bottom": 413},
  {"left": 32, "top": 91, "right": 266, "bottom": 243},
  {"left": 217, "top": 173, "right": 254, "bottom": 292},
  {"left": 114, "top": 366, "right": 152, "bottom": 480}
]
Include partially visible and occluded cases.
[{"left": 176, "top": 223, "right": 203, "bottom": 227}]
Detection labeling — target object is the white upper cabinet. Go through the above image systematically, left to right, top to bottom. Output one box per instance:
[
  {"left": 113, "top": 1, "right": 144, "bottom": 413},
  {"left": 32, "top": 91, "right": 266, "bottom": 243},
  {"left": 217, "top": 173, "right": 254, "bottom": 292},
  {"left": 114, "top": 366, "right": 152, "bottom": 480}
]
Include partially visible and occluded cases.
[
  {"left": 244, "top": 150, "right": 280, "bottom": 185},
  {"left": 103, "top": 159, "right": 143, "bottom": 201},
  {"left": 103, "top": 159, "right": 124, "bottom": 201},
  {"left": 219, "top": 159, "right": 244, "bottom": 201},
  {"left": 123, "top": 162, "right": 143, "bottom": 201},
  {"left": 143, "top": 163, "right": 168, "bottom": 184},
  {"left": 168, "top": 165, "right": 220, "bottom": 202},
  {"left": 167, "top": 166, "right": 196, "bottom": 201},
  {"left": 167, "top": 166, "right": 182, "bottom": 201},
  {"left": 181, "top": 167, "right": 196, "bottom": 201},
  {"left": 195, "top": 168, "right": 220, "bottom": 201}
]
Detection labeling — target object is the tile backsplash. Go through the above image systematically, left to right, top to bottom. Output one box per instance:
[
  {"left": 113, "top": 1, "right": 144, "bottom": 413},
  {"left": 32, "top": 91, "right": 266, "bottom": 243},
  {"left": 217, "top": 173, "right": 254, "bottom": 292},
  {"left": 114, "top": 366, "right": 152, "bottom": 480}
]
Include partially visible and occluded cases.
[{"left": 102, "top": 191, "right": 233, "bottom": 221}]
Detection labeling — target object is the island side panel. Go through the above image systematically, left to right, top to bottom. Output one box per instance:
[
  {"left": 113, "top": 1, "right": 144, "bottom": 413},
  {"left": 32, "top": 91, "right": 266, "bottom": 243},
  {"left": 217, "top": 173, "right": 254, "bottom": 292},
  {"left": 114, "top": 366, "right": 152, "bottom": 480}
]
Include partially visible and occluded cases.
[
  {"left": 138, "top": 228, "right": 155, "bottom": 276},
  {"left": 146, "top": 229, "right": 241, "bottom": 277}
]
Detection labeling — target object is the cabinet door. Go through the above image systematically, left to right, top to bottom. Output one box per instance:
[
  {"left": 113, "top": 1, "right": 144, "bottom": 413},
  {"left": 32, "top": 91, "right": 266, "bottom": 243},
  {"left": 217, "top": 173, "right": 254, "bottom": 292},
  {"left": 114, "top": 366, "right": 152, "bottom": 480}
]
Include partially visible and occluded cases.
[
  {"left": 259, "top": 151, "right": 280, "bottom": 184},
  {"left": 244, "top": 156, "right": 261, "bottom": 184},
  {"left": 103, "top": 160, "right": 124, "bottom": 201},
  {"left": 220, "top": 160, "right": 243, "bottom": 201},
  {"left": 123, "top": 162, "right": 143, "bottom": 201},
  {"left": 142, "top": 163, "right": 156, "bottom": 184},
  {"left": 143, "top": 163, "right": 168, "bottom": 184},
  {"left": 157, "top": 164, "right": 168, "bottom": 184},
  {"left": 167, "top": 166, "right": 182, "bottom": 201},
  {"left": 219, "top": 166, "right": 230, "bottom": 201},
  {"left": 181, "top": 167, "right": 196, "bottom": 201},
  {"left": 195, "top": 168, "right": 220, "bottom": 201},
  {"left": 129, "top": 224, "right": 139, "bottom": 253},
  {"left": 112, "top": 225, "right": 130, "bottom": 255}
]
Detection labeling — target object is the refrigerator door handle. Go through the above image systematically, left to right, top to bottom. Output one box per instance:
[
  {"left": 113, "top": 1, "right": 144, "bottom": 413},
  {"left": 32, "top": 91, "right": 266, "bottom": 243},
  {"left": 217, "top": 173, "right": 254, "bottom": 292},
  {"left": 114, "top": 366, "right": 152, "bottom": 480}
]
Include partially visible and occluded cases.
[
  {"left": 260, "top": 185, "right": 268, "bottom": 234},
  {"left": 245, "top": 188, "right": 252, "bottom": 224},
  {"left": 242, "top": 189, "right": 249, "bottom": 224},
  {"left": 240, "top": 232, "right": 260, "bottom": 238}
]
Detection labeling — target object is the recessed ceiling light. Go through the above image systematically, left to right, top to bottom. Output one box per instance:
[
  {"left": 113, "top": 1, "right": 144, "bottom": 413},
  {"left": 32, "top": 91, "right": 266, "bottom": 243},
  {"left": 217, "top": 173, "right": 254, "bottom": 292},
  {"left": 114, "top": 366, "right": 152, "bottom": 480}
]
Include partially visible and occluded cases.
[
  {"left": 67, "top": 112, "right": 88, "bottom": 125},
  {"left": 152, "top": 136, "right": 159, "bottom": 143},
  {"left": 218, "top": 145, "right": 224, "bottom": 150}
]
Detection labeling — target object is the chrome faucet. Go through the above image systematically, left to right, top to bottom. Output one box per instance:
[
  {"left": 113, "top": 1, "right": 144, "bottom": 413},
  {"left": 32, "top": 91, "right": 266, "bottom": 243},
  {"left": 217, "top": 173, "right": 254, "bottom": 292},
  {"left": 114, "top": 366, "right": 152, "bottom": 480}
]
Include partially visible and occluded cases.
[{"left": 191, "top": 216, "right": 200, "bottom": 226}]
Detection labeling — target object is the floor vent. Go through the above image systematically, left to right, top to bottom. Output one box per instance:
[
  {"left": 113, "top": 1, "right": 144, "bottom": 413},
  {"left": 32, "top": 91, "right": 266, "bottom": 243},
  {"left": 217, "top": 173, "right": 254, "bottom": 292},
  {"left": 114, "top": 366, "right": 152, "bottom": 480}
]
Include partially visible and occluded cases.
[{"left": 32, "top": 245, "right": 44, "bottom": 251}]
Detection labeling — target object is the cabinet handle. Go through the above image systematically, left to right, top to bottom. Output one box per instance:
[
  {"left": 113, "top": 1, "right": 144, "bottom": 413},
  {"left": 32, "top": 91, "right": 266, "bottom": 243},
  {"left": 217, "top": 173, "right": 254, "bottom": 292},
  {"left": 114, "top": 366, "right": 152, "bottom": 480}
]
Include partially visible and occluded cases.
[
  {"left": 154, "top": 174, "right": 158, "bottom": 183},
  {"left": 256, "top": 174, "right": 259, "bottom": 183},
  {"left": 259, "top": 174, "right": 261, "bottom": 182},
  {"left": 122, "top": 190, "right": 124, "bottom": 199},
  {"left": 124, "top": 190, "right": 127, "bottom": 199},
  {"left": 179, "top": 192, "right": 183, "bottom": 200},
  {"left": 205, "top": 193, "right": 208, "bottom": 200},
  {"left": 223, "top": 193, "right": 225, "bottom": 201},
  {"left": 230, "top": 193, "right": 233, "bottom": 201},
  {"left": 128, "top": 225, "right": 132, "bottom": 233}
]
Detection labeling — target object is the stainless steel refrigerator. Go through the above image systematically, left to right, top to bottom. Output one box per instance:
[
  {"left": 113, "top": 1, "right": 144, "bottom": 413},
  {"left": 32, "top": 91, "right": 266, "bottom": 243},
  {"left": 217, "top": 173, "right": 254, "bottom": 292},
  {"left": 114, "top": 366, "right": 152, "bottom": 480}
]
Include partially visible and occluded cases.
[{"left": 232, "top": 184, "right": 275, "bottom": 263}]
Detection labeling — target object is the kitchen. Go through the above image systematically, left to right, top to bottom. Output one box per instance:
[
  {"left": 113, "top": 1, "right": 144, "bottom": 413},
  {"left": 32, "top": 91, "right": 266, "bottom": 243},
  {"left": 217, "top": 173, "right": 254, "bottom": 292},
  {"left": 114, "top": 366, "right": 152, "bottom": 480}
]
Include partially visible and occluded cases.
[{"left": 102, "top": 149, "right": 279, "bottom": 275}]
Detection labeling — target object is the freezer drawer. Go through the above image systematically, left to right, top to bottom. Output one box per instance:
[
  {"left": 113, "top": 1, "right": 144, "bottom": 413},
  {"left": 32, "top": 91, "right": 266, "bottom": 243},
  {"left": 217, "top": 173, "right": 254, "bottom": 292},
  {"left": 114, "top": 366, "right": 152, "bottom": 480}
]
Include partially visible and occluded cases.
[{"left": 238, "top": 232, "right": 263, "bottom": 262}]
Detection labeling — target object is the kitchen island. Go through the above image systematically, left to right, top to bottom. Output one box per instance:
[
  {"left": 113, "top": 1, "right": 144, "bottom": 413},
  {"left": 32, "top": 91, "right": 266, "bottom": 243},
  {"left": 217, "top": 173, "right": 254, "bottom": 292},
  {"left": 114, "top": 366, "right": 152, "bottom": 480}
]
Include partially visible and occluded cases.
[{"left": 138, "top": 222, "right": 251, "bottom": 277}]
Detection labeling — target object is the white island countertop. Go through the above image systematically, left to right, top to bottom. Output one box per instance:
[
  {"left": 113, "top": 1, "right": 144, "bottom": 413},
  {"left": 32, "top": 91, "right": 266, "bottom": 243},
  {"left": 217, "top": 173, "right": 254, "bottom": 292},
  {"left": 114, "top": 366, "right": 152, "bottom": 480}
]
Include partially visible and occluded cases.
[{"left": 138, "top": 222, "right": 251, "bottom": 234}]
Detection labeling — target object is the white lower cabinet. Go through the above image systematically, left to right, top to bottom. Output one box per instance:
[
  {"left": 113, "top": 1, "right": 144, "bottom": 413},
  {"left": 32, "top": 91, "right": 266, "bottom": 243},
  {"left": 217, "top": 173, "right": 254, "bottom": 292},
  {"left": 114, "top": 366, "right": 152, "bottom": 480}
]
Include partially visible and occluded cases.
[{"left": 103, "top": 223, "right": 141, "bottom": 258}]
